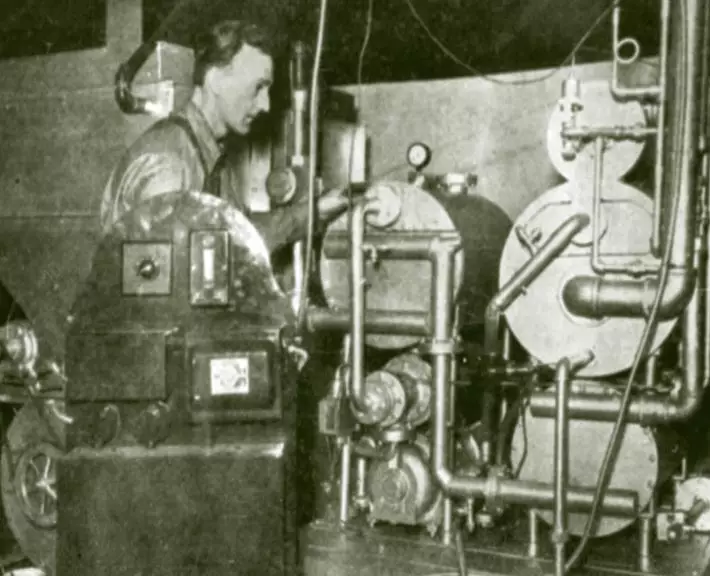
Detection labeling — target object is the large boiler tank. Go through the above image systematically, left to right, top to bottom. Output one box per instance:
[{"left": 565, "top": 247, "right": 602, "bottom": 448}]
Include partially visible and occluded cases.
[{"left": 319, "top": 181, "right": 512, "bottom": 349}]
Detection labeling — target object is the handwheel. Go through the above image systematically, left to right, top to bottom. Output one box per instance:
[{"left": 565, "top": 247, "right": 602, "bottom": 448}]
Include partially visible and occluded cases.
[{"left": 1, "top": 402, "right": 66, "bottom": 574}]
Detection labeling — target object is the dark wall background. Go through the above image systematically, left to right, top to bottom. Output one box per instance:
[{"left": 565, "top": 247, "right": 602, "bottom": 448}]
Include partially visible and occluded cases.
[
  {"left": 0, "top": 0, "right": 660, "bottom": 84},
  {"left": 145, "top": 0, "right": 661, "bottom": 83}
]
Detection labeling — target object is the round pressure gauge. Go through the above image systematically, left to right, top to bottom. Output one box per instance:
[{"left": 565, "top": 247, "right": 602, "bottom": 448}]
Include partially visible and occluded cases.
[{"left": 406, "top": 142, "right": 432, "bottom": 171}]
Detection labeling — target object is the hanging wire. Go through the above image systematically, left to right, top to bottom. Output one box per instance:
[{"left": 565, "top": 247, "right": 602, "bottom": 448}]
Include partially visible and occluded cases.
[{"left": 403, "top": 0, "right": 624, "bottom": 85}]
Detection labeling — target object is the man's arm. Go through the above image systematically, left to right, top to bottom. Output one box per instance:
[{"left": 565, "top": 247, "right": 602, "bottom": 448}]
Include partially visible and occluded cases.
[{"left": 249, "top": 189, "right": 350, "bottom": 253}]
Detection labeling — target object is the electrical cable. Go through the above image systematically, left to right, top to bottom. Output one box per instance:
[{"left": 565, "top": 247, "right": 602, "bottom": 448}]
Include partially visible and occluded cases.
[
  {"left": 296, "top": 0, "right": 329, "bottom": 333},
  {"left": 403, "top": 0, "right": 622, "bottom": 85},
  {"left": 564, "top": 0, "right": 688, "bottom": 570}
]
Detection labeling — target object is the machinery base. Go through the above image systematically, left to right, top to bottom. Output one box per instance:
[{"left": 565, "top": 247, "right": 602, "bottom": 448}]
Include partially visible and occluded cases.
[{"left": 301, "top": 518, "right": 710, "bottom": 576}]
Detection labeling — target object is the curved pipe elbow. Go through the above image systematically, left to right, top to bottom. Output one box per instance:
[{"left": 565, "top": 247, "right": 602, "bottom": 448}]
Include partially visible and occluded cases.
[
  {"left": 562, "top": 269, "right": 695, "bottom": 321},
  {"left": 434, "top": 466, "right": 454, "bottom": 491}
]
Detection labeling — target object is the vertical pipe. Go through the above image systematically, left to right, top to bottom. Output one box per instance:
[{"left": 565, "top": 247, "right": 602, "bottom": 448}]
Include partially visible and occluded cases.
[
  {"left": 652, "top": 0, "right": 671, "bottom": 255},
  {"left": 289, "top": 42, "right": 308, "bottom": 318},
  {"left": 349, "top": 202, "right": 368, "bottom": 411},
  {"left": 705, "top": 226, "right": 710, "bottom": 385},
  {"left": 443, "top": 319, "right": 459, "bottom": 546},
  {"left": 645, "top": 353, "right": 658, "bottom": 390},
  {"left": 553, "top": 359, "right": 571, "bottom": 576},
  {"left": 339, "top": 438, "right": 352, "bottom": 523},
  {"left": 355, "top": 457, "right": 367, "bottom": 502},
  {"left": 638, "top": 497, "right": 656, "bottom": 573},
  {"left": 528, "top": 509, "right": 540, "bottom": 558}
]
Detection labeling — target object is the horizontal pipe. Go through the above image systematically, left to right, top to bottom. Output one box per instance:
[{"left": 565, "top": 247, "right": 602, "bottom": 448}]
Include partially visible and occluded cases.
[
  {"left": 562, "top": 125, "right": 656, "bottom": 141},
  {"left": 324, "top": 231, "right": 462, "bottom": 261},
  {"left": 563, "top": 269, "right": 695, "bottom": 320},
  {"left": 532, "top": 283, "right": 703, "bottom": 425},
  {"left": 307, "top": 307, "right": 429, "bottom": 335}
]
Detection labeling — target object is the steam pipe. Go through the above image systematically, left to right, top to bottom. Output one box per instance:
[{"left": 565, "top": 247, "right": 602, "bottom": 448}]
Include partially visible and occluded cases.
[
  {"left": 564, "top": 0, "right": 702, "bottom": 323},
  {"left": 485, "top": 213, "right": 590, "bottom": 354},
  {"left": 429, "top": 248, "right": 638, "bottom": 516},
  {"left": 531, "top": 280, "right": 703, "bottom": 424},
  {"left": 553, "top": 358, "right": 571, "bottom": 576}
]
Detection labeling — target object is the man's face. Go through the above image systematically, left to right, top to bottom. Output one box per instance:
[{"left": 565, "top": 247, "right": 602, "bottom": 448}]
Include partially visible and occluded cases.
[{"left": 211, "top": 43, "right": 273, "bottom": 135}]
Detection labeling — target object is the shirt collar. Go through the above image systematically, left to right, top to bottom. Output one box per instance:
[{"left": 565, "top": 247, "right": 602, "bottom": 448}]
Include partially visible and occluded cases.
[{"left": 181, "top": 101, "right": 224, "bottom": 173}]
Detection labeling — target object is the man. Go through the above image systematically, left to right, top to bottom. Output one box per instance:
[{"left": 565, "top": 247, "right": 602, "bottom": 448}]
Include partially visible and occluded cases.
[{"left": 100, "top": 20, "right": 349, "bottom": 251}]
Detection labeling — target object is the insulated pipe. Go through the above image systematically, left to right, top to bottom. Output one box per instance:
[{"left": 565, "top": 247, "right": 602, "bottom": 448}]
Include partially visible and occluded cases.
[
  {"left": 563, "top": 0, "right": 702, "bottom": 322},
  {"left": 484, "top": 213, "right": 590, "bottom": 354},
  {"left": 429, "top": 249, "right": 638, "bottom": 516},
  {"left": 531, "top": 281, "right": 703, "bottom": 424}
]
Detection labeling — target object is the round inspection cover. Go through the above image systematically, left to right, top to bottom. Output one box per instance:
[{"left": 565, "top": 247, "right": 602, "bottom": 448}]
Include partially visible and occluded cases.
[
  {"left": 546, "top": 80, "right": 647, "bottom": 184},
  {"left": 498, "top": 181, "right": 676, "bottom": 377},
  {"left": 319, "top": 182, "right": 464, "bottom": 349},
  {"left": 2, "top": 402, "right": 66, "bottom": 574},
  {"left": 511, "top": 405, "right": 657, "bottom": 537}
]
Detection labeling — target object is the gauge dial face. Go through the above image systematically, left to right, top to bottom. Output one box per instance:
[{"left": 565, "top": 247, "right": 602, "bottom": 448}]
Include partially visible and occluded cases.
[{"left": 407, "top": 142, "right": 431, "bottom": 170}]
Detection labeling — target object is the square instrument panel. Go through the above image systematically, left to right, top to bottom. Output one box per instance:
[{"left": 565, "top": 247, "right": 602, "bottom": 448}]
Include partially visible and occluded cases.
[{"left": 121, "top": 242, "right": 173, "bottom": 296}]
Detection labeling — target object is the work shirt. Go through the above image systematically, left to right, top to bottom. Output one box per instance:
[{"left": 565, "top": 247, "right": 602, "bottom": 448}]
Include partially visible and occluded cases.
[{"left": 99, "top": 101, "right": 310, "bottom": 252}]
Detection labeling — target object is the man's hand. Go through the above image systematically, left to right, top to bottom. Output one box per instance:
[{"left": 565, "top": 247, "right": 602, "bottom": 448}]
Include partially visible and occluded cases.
[{"left": 316, "top": 187, "right": 350, "bottom": 222}]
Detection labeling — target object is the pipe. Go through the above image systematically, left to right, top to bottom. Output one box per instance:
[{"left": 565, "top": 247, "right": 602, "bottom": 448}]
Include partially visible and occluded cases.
[
  {"left": 564, "top": 0, "right": 702, "bottom": 322},
  {"left": 653, "top": 0, "right": 671, "bottom": 254},
  {"left": 611, "top": 5, "right": 662, "bottom": 99},
  {"left": 289, "top": 42, "right": 309, "bottom": 318},
  {"left": 589, "top": 137, "right": 659, "bottom": 275},
  {"left": 349, "top": 201, "right": 368, "bottom": 412},
  {"left": 484, "top": 213, "right": 590, "bottom": 354},
  {"left": 324, "top": 230, "right": 461, "bottom": 261},
  {"left": 429, "top": 249, "right": 638, "bottom": 516},
  {"left": 562, "top": 270, "right": 695, "bottom": 320},
  {"left": 531, "top": 282, "right": 703, "bottom": 424},
  {"left": 307, "top": 307, "right": 429, "bottom": 335},
  {"left": 553, "top": 359, "right": 571, "bottom": 576},
  {"left": 339, "top": 438, "right": 352, "bottom": 523},
  {"left": 528, "top": 509, "right": 540, "bottom": 558}
]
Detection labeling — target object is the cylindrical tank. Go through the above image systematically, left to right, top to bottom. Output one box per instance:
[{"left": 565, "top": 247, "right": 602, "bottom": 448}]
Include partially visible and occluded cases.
[{"left": 319, "top": 181, "right": 511, "bottom": 349}]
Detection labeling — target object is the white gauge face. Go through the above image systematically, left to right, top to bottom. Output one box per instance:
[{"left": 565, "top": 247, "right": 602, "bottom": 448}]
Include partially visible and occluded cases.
[{"left": 407, "top": 143, "right": 430, "bottom": 169}]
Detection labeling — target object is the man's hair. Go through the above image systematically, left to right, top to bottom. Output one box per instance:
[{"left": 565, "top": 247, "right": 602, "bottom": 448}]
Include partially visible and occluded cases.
[{"left": 192, "top": 20, "right": 275, "bottom": 86}]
